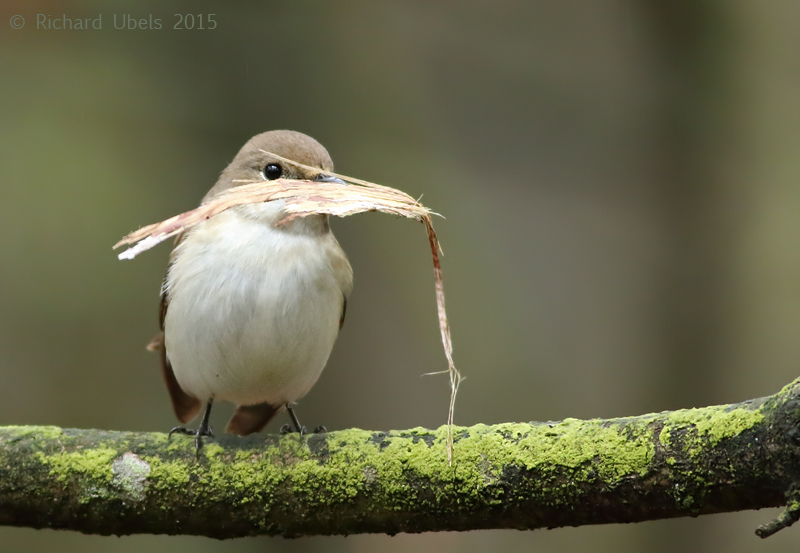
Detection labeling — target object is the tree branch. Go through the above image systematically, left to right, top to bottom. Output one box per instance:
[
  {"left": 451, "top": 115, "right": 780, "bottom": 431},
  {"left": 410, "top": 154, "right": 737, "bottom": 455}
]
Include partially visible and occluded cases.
[{"left": 2, "top": 378, "right": 800, "bottom": 539}]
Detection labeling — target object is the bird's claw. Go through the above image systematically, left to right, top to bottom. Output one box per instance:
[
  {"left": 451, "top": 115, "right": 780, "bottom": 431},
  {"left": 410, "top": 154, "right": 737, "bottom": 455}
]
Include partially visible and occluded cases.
[
  {"left": 280, "top": 423, "right": 307, "bottom": 435},
  {"left": 168, "top": 424, "right": 214, "bottom": 456}
]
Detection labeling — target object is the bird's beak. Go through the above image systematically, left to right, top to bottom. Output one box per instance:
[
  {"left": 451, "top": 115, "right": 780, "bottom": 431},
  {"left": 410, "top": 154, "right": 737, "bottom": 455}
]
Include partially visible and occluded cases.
[{"left": 313, "top": 174, "right": 347, "bottom": 185}]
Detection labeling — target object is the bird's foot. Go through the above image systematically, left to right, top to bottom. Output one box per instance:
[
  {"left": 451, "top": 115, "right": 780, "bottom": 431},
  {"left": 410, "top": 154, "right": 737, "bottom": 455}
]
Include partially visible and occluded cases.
[
  {"left": 167, "top": 399, "right": 214, "bottom": 457},
  {"left": 281, "top": 405, "right": 326, "bottom": 436},
  {"left": 280, "top": 423, "right": 307, "bottom": 436},
  {"left": 168, "top": 424, "right": 214, "bottom": 456},
  {"left": 278, "top": 424, "right": 327, "bottom": 435}
]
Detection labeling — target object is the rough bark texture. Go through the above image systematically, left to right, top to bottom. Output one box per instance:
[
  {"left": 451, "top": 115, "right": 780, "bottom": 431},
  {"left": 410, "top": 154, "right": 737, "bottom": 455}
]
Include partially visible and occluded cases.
[{"left": 2, "top": 378, "right": 800, "bottom": 539}]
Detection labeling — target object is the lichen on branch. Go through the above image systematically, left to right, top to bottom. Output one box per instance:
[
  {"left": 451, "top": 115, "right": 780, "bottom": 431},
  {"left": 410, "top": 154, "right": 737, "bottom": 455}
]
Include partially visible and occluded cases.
[{"left": 1, "top": 378, "right": 800, "bottom": 539}]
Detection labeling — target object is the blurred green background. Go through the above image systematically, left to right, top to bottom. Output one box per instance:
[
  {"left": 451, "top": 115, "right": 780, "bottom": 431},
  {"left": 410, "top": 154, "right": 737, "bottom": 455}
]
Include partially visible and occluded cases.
[{"left": 1, "top": 0, "right": 800, "bottom": 551}]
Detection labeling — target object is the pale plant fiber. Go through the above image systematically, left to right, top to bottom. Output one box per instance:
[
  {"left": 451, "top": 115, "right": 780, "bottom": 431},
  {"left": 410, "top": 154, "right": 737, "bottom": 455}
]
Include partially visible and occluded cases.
[{"left": 115, "top": 152, "right": 461, "bottom": 463}]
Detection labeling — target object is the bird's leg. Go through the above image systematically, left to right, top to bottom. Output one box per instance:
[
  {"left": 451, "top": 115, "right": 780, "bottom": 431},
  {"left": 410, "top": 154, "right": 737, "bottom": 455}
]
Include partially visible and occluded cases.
[
  {"left": 169, "top": 398, "right": 215, "bottom": 456},
  {"left": 280, "top": 404, "right": 307, "bottom": 436}
]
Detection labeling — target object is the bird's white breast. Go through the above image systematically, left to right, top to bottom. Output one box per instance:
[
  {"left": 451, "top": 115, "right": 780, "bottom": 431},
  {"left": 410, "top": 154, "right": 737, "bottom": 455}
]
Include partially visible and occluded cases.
[{"left": 163, "top": 203, "right": 351, "bottom": 407}]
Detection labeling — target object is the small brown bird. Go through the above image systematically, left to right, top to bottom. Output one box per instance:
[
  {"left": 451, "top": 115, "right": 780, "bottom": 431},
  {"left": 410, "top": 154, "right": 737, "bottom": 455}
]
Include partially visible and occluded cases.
[{"left": 150, "top": 130, "right": 353, "bottom": 450}]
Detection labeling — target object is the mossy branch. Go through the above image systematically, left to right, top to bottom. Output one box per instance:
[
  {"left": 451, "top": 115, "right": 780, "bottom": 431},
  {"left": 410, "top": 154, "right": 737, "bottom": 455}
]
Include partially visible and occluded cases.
[{"left": 3, "top": 379, "right": 800, "bottom": 539}]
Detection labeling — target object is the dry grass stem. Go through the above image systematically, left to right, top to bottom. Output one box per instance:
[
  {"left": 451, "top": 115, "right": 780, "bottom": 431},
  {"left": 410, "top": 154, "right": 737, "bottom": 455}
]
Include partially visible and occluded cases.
[{"left": 115, "top": 155, "right": 462, "bottom": 463}]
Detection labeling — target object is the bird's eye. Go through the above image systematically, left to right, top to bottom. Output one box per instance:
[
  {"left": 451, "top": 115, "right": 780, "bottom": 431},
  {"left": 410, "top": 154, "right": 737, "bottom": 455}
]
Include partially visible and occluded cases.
[{"left": 263, "top": 163, "right": 283, "bottom": 180}]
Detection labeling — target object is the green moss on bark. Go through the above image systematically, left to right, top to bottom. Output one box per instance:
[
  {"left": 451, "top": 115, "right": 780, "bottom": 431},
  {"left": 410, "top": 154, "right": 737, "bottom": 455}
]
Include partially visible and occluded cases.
[{"left": 0, "top": 379, "right": 797, "bottom": 538}]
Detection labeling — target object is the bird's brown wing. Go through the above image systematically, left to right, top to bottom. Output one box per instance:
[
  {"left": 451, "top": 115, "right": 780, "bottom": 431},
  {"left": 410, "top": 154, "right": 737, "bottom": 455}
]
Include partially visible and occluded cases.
[
  {"left": 148, "top": 233, "right": 201, "bottom": 424},
  {"left": 154, "top": 292, "right": 201, "bottom": 423},
  {"left": 227, "top": 402, "right": 281, "bottom": 435}
]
